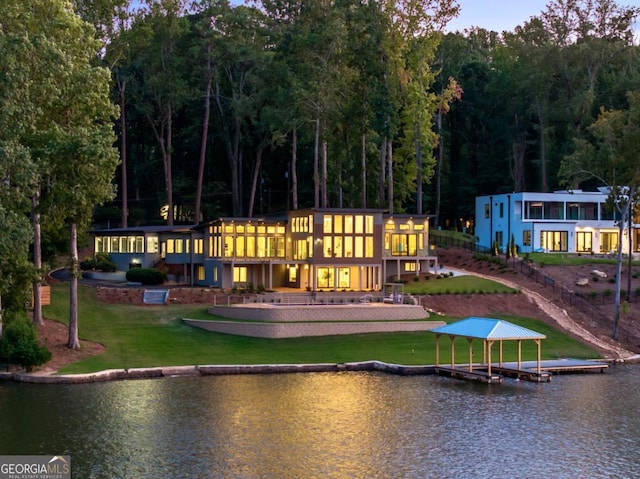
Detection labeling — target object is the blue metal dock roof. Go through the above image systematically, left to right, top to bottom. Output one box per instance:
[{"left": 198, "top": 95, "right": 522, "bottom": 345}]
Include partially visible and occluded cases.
[{"left": 430, "top": 317, "right": 546, "bottom": 340}]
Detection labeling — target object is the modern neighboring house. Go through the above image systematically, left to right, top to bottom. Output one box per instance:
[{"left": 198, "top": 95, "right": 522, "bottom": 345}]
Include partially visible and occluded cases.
[
  {"left": 475, "top": 189, "right": 640, "bottom": 255},
  {"left": 90, "top": 208, "right": 438, "bottom": 291}
]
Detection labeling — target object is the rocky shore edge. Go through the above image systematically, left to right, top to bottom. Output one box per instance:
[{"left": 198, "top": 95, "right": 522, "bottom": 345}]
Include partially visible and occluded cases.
[{"left": 2, "top": 358, "right": 632, "bottom": 384}]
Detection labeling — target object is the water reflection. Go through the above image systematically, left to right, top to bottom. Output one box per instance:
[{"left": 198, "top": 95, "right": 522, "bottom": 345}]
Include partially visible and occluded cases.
[{"left": 0, "top": 366, "right": 639, "bottom": 478}]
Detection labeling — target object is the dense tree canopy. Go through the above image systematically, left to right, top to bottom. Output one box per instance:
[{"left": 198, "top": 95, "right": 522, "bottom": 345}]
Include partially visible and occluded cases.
[{"left": 93, "top": 0, "right": 639, "bottom": 233}]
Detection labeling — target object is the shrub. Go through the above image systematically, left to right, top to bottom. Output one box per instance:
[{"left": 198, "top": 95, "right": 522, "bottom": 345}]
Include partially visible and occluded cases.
[
  {"left": 80, "top": 252, "right": 116, "bottom": 272},
  {"left": 125, "top": 267, "right": 166, "bottom": 285},
  {"left": 604, "top": 289, "right": 613, "bottom": 297},
  {"left": 0, "top": 315, "right": 51, "bottom": 372}
]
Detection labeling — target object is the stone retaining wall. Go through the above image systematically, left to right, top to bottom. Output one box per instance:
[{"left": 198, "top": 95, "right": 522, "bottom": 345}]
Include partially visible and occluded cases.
[
  {"left": 209, "top": 304, "right": 430, "bottom": 322},
  {"left": 183, "top": 318, "right": 445, "bottom": 338},
  {"left": 3, "top": 361, "right": 437, "bottom": 384}
]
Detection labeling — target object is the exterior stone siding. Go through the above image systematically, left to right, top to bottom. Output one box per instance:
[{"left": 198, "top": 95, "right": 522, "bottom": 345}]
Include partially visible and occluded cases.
[{"left": 183, "top": 318, "right": 446, "bottom": 338}]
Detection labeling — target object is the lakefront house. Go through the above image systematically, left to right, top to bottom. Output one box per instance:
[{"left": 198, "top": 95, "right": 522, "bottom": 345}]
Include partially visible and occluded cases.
[
  {"left": 475, "top": 189, "right": 640, "bottom": 255},
  {"left": 91, "top": 208, "right": 438, "bottom": 291}
]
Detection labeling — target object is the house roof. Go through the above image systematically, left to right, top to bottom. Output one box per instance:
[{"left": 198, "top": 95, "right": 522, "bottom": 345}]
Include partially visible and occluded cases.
[{"left": 430, "top": 317, "right": 546, "bottom": 340}]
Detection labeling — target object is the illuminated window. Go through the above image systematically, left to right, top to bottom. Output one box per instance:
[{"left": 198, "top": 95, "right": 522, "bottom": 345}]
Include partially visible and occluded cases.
[
  {"left": 308, "top": 215, "right": 313, "bottom": 233},
  {"left": 323, "top": 215, "right": 333, "bottom": 233},
  {"left": 334, "top": 215, "right": 343, "bottom": 233},
  {"left": 344, "top": 215, "right": 353, "bottom": 234},
  {"left": 365, "top": 215, "right": 374, "bottom": 234},
  {"left": 355, "top": 216, "right": 363, "bottom": 234},
  {"left": 385, "top": 222, "right": 395, "bottom": 230},
  {"left": 399, "top": 223, "right": 410, "bottom": 231},
  {"left": 224, "top": 224, "right": 234, "bottom": 233},
  {"left": 236, "top": 224, "right": 245, "bottom": 233},
  {"left": 414, "top": 224, "right": 424, "bottom": 231},
  {"left": 247, "top": 225, "right": 256, "bottom": 233},
  {"left": 258, "top": 225, "right": 266, "bottom": 234},
  {"left": 267, "top": 226, "right": 276, "bottom": 234},
  {"left": 277, "top": 226, "right": 285, "bottom": 234},
  {"left": 522, "top": 230, "right": 531, "bottom": 247},
  {"left": 540, "top": 230, "right": 568, "bottom": 252},
  {"left": 576, "top": 231, "right": 592, "bottom": 252},
  {"left": 600, "top": 232, "right": 618, "bottom": 253},
  {"left": 408, "top": 234, "right": 417, "bottom": 255},
  {"left": 147, "top": 236, "right": 159, "bottom": 253},
  {"left": 224, "top": 236, "right": 233, "bottom": 257},
  {"left": 236, "top": 236, "right": 245, "bottom": 257},
  {"left": 323, "top": 236, "right": 332, "bottom": 257},
  {"left": 334, "top": 236, "right": 343, "bottom": 257},
  {"left": 344, "top": 236, "right": 353, "bottom": 258},
  {"left": 354, "top": 236, "right": 363, "bottom": 258},
  {"left": 95, "top": 237, "right": 104, "bottom": 253},
  {"left": 111, "top": 237, "right": 119, "bottom": 252},
  {"left": 246, "top": 237, "right": 255, "bottom": 257},
  {"left": 257, "top": 237, "right": 266, "bottom": 257},
  {"left": 365, "top": 237, "right": 374, "bottom": 257},
  {"left": 277, "top": 238, "right": 285, "bottom": 257},
  {"left": 166, "top": 239, "right": 175, "bottom": 254},
  {"left": 175, "top": 239, "right": 183, "bottom": 254},
  {"left": 194, "top": 239, "right": 203, "bottom": 254},
  {"left": 294, "top": 239, "right": 308, "bottom": 260},
  {"left": 405, "top": 262, "right": 416, "bottom": 272},
  {"left": 288, "top": 265, "right": 297, "bottom": 282},
  {"left": 197, "top": 266, "right": 205, "bottom": 280},
  {"left": 233, "top": 266, "right": 247, "bottom": 283},
  {"left": 213, "top": 267, "right": 218, "bottom": 282},
  {"left": 317, "top": 267, "right": 334, "bottom": 288},
  {"left": 338, "top": 268, "right": 350, "bottom": 288}
]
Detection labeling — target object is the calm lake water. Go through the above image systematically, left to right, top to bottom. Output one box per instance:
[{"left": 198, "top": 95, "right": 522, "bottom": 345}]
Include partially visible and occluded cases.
[{"left": 1, "top": 365, "right": 638, "bottom": 479}]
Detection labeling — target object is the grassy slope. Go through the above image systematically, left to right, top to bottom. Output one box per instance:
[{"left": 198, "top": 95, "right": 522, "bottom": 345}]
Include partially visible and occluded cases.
[{"left": 43, "top": 283, "right": 601, "bottom": 374}]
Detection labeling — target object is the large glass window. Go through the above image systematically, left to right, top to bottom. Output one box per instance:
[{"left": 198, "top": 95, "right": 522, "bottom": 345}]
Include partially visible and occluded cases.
[
  {"left": 523, "top": 230, "right": 531, "bottom": 247},
  {"left": 540, "top": 231, "right": 568, "bottom": 252},
  {"left": 576, "top": 232, "right": 592, "bottom": 253},
  {"left": 600, "top": 232, "right": 618, "bottom": 253},
  {"left": 233, "top": 266, "right": 247, "bottom": 283},
  {"left": 317, "top": 267, "right": 334, "bottom": 289}
]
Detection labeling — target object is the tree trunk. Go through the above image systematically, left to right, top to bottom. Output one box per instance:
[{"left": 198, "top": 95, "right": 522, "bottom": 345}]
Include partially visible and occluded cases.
[
  {"left": 118, "top": 73, "right": 128, "bottom": 228},
  {"left": 195, "top": 75, "right": 212, "bottom": 225},
  {"left": 537, "top": 102, "right": 548, "bottom": 193},
  {"left": 165, "top": 109, "right": 174, "bottom": 225},
  {"left": 435, "top": 110, "right": 444, "bottom": 224},
  {"left": 231, "top": 116, "right": 242, "bottom": 216},
  {"left": 314, "top": 117, "right": 320, "bottom": 208},
  {"left": 416, "top": 120, "right": 423, "bottom": 216},
  {"left": 292, "top": 126, "right": 298, "bottom": 210},
  {"left": 361, "top": 131, "right": 367, "bottom": 208},
  {"left": 379, "top": 137, "right": 387, "bottom": 208},
  {"left": 322, "top": 139, "right": 328, "bottom": 208},
  {"left": 387, "top": 139, "right": 393, "bottom": 215},
  {"left": 248, "top": 146, "right": 263, "bottom": 218},
  {"left": 31, "top": 188, "right": 44, "bottom": 327},
  {"left": 68, "top": 222, "right": 80, "bottom": 350}
]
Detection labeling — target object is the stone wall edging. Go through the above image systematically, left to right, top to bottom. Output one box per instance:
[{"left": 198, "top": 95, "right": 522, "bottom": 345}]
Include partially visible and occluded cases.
[{"left": 2, "top": 361, "right": 437, "bottom": 384}]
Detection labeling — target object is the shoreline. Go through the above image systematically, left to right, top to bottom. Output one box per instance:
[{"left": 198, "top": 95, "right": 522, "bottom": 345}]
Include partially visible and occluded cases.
[{"left": 2, "top": 357, "right": 637, "bottom": 384}]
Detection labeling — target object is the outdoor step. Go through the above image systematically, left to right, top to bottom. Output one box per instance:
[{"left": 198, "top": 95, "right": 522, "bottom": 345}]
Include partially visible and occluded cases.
[{"left": 143, "top": 289, "right": 169, "bottom": 305}]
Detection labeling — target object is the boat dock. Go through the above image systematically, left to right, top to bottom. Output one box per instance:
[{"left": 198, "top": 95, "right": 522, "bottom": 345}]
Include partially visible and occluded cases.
[{"left": 436, "top": 359, "right": 607, "bottom": 384}]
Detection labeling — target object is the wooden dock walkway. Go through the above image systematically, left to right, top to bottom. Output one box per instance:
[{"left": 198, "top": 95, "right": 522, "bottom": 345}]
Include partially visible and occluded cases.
[{"left": 436, "top": 359, "right": 607, "bottom": 384}]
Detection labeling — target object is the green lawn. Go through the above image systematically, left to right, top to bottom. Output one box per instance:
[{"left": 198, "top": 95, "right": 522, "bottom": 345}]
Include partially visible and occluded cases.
[
  {"left": 528, "top": 252, "right": 640, "bottom": 267},
  {"left": 403, "top": 275, "right": 518, "bottom": 294},
  {"left": 43, "top": 283, "right": 602, "bottom": 374}
]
